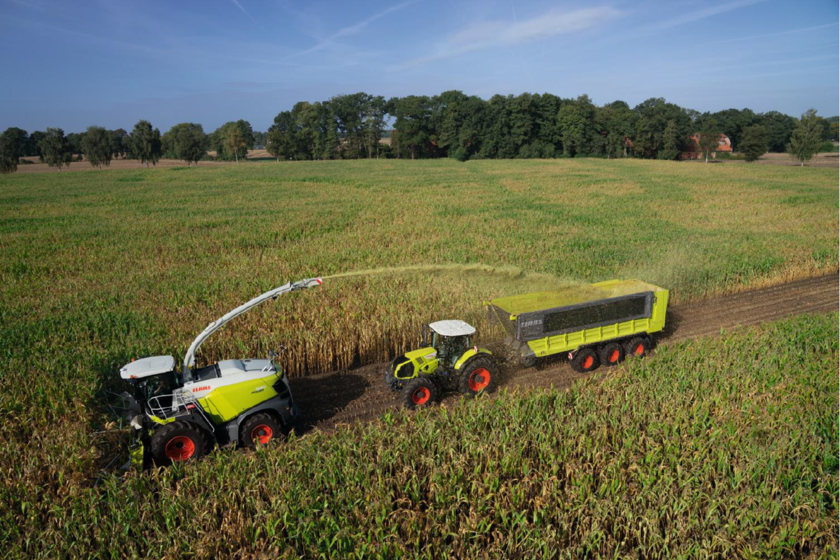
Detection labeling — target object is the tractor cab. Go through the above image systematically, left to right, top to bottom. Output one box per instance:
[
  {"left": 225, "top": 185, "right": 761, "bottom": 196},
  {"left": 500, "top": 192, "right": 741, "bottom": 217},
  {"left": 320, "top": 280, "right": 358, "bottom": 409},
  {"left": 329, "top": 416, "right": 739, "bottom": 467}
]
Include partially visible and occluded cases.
[{"left": 426, "top": 320, "right": 476, "bottom": 368}]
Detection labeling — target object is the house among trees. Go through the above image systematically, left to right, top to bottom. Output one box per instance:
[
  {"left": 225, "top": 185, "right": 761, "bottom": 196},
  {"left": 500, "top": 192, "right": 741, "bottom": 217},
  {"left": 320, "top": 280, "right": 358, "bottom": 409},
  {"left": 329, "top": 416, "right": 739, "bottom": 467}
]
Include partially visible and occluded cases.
[{"left": 679, "top": 133, "right": 733, "bottom": 160}]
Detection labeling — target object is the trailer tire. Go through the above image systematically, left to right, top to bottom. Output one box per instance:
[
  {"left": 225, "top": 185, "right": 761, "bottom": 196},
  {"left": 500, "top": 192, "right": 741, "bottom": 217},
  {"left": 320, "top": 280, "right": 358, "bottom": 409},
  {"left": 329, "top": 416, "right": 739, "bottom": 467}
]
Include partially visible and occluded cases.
[
  {"left": 624, "top": 337, "right": 650, "bottom": 359},
  {"left": 599, "top": 342, "right": 625, "bottom": 366},
  {"left": 570, "top": 347, "right": 599, "bottom": 373},
  {"left": 459, "top": 356, "right": 498, "bottom": 398},
  {"left": 402, "top": 377, "right": 436, "bottom": 410},
  {"left": 240, "top": 412, "right": 282, "bottom": 449},
  {"left": 150, "top": 421, "right": 207, "bottom": 466}
]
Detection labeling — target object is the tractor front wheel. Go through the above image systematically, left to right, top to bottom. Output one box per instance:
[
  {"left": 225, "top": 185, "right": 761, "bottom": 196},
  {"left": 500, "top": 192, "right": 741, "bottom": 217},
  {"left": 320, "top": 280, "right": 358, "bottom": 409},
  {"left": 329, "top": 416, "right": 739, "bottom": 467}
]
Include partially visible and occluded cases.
[
  {"left": 459, "top": 356, "right": 498, "bottom": 398},
  {"left": 402, "top": 377, "right": 437, "bottom": 410},
  {"left": 240, "top": 412, "right": 282, "bottom": 449},
  {"left": 150, "top": 421, "right": 208, "bottom": 466}
]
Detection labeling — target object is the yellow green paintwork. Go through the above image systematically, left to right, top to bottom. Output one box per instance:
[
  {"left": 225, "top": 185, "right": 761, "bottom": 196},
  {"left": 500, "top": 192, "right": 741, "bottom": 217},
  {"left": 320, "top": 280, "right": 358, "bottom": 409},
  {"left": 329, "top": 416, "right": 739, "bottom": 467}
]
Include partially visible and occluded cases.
[
  {"left": 525, "top": 287, "right": 669, "bottom": 358},
  {"left": 394, "top": 347, "right": 439, "bottom": 378},
  {"left": 453, "top": 348, "right": 492, "bottom": 370},
  {"left": 198, "top": 373, "right": 281, "bottom": 424},
  {"left": 150, "top": 415, "right": 175, "bottom": 425}
]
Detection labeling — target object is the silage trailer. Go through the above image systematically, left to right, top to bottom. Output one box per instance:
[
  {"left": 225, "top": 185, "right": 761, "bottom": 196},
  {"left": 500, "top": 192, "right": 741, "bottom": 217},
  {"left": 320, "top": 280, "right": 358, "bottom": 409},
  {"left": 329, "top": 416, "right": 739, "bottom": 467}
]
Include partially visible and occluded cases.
[{"left": 486, "top": 279, "right": 669, "bottom": 371}]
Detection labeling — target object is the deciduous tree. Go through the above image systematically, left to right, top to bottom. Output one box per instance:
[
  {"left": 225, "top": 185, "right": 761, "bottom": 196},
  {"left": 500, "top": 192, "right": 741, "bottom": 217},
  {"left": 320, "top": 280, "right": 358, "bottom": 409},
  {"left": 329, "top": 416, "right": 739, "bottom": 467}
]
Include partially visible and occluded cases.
[
  {"left": 787, "top": 109, "right": 823, "bottom": 166},
  {"left": 698, "top": 118, "right": 721, "bottom": 163},
  {"left": 131, "top": 120, "right": 162, "bottom": 167},
  {"left": 739, "top": 124, "right": 768, "bottom": 162},
  {"left": 82, "top": 126, "right": 112, "bottom": 169},
  {"left": 0, "top": 127, "right": 28, "bottom": 173},
  {"left": 39, "top": 128, "right": 72, "bottom": 171}
]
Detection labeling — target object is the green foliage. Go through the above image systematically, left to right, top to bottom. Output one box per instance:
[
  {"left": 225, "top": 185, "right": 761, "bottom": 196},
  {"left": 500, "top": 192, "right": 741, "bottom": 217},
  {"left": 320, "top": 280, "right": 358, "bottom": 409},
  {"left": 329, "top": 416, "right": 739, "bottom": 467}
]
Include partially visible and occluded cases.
[
  {"left": 787, "top": 109, "right": 824, "bottom": 166},
  {"left": 760, "top": 111, "right": 797, "bottom": 152},
  {"left": 698, "top": 118, "right": 721, "bottom": 162},
  {"left": 130, "top": 120, "right": 162, "bottom": 167},
  {"left": 212, "top": 120, "right": 254, "bottom": 161},
  {"left": 657, "top": 120, "right": 681, "bottom": 160},
  {"left": 164, "top": 123, "right": 208, "bottom": 165},
  {"left": 739, "top": 124, "right": 768, "bottom": 162},
  {"left": 81, "top": 126, "right": 113, "bottom": 169},
  {"left": 0, "top": 127, "right": 27, "bottom": 174},
  {"left": 38, "top": 127, "right": 72, "bottom": 171},
  {"left": 108, "top": 128, "right": 130, "bottom": 159},
  {"left": 819, "top": 141, "right": 839, "bottom": 153},
  {"left": 0, "top": 302, "right": 836, "bottom": 556}
]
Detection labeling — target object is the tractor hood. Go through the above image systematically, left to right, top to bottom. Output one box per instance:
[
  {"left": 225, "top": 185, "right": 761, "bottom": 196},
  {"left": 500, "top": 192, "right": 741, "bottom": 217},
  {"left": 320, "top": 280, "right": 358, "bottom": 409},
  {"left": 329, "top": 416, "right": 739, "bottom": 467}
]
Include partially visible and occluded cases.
[
  {"left": 390, "top": 347, "right": 438, "bottom": 380},
  {"left": 119, "top": 355, "right": 176, "bottom": 380}
]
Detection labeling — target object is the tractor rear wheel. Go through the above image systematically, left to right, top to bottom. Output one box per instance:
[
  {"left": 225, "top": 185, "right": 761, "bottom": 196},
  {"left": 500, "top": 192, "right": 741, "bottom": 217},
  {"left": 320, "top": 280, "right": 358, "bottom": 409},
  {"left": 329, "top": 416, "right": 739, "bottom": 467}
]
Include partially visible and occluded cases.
[
  {"left": 624, "top": 337, "right": 651, "bottom": 359},
  {"left": 599, "top": 342, "right": 625, "bottom": 367},
  {"left": 570, "top": 347, "right": 600, "bottom": 373},
  {"left": 459, "top": 356, "right": 498, "bottom": 398},
  {"left": 402, "top": 377, "right": 436, "bottom": 410},
  {"left": 240, "top": 412, "right": 282, "bottom": 449},
  {"left": 150, "top": 421, "right": 207, "bottom": 466}
]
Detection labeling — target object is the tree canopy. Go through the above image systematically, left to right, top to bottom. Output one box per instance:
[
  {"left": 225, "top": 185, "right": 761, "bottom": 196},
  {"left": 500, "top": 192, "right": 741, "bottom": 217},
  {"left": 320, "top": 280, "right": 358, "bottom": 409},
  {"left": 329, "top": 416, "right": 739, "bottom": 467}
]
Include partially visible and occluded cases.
[
  {"left": 787, "top": 109, "right": 824, "bottom": 166},
  {"left": 82, "top": 126, "right": 112, "bottom": 169},
  {"left": 39, "top": 128, "right": 72, "bottom": 171}
]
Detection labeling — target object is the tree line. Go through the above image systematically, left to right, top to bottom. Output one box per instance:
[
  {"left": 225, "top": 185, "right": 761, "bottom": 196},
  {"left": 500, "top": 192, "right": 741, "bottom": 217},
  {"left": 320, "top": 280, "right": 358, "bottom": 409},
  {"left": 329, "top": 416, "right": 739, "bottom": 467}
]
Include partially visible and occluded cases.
[{"left": 1, "top": 91, "right": 836, "bottom": 173}]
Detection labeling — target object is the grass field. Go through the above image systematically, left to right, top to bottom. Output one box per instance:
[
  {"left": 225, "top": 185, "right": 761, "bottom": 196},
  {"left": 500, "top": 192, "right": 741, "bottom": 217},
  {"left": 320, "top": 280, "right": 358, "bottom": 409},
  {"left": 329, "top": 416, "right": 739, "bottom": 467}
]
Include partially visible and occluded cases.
[{"left": 0, "top": 158, "right": 837, "bottom": 556}]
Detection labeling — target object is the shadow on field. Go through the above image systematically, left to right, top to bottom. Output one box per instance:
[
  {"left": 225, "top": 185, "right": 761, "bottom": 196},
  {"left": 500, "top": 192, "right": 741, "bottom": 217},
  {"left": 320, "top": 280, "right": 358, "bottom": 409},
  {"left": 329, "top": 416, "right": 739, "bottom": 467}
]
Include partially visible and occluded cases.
[
  {"left": 662, "top": 309, "right": 682, "bottom": 340},
  {"left": 288, "top": 372, "right": 370, "bottom": 434}
]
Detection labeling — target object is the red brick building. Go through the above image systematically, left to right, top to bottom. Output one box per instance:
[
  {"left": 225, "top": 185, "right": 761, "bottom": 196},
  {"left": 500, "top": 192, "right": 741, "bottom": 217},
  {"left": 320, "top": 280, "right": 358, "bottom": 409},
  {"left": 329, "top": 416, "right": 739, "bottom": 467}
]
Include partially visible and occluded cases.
[{"left": 679, "top": 133, "right": 733, "bottom": 160}]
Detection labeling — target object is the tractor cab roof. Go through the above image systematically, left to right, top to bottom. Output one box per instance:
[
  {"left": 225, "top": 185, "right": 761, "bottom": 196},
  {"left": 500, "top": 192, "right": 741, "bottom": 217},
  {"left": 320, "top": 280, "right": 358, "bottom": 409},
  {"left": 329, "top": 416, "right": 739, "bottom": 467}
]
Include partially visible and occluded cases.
[
  {"left": 429, "top": 320, "right": 476, "bottom": 337},
  {"left": 119, "top": 355, "right": 176, "bottom": 380}
]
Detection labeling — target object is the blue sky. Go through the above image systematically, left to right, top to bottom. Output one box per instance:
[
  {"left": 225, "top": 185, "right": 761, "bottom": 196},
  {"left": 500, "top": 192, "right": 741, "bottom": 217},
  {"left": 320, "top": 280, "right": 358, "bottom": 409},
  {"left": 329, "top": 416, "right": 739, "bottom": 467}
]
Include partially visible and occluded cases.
[{"left": 1, "top": 0, "right": 837, "bottom": 132}]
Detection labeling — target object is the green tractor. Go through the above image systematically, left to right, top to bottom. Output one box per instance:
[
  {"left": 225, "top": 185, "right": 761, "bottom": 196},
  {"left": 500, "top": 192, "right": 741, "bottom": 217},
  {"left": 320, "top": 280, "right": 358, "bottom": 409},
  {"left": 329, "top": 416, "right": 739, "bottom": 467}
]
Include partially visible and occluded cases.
[{"left": 384, "top": 320, "right": 498, "bottom": 408}]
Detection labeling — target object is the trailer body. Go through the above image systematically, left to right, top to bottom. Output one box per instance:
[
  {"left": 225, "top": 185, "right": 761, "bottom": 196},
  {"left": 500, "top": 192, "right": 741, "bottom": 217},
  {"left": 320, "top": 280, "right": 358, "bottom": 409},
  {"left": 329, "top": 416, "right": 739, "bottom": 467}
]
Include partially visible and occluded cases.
[{"left": 487, "top": 279, "right": 668, "bottom": 363}]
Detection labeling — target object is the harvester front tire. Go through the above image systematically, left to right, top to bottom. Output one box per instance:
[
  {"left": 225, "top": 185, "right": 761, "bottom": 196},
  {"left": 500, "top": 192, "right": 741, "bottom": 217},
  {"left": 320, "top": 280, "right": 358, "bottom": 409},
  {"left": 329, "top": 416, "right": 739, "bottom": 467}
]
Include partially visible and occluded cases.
[
  {"left": 624, "top": 337, "right": 650, "bottom": 359},
  {"left": 599, "top": 342, "right": 625, "bottom": 367},
  {"left": 570, "top": 348, "right": 599, "bottom": 373},
  {"left": 459, "top": 356, "right": 498, "bottom": 398},
  {"left": 402, "top": 377, "right": 436, "bottom": 410},
  {"left": 240, "top": 412, "right": 282, "bottom": 449},
  {"left": 150, "top": 421, "right": 207, "bottom": 466}
]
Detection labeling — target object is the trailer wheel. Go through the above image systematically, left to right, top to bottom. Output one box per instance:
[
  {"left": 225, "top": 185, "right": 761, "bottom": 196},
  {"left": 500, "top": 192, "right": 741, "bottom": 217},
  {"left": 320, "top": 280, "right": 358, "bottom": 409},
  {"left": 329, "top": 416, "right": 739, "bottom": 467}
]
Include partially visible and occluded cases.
[
  {"left": 624, "top": 337, "right": 650, "bottom": 359},
  {"left": 599, "top": 342, "right": 625, "bottom": 367},
  {"left": 570, "top": 347, "right": 599, "bottom": 373},
  {"left": 459, "top": 356, "right": 498, "bottom": 398},
  {"left": 402, "top": 377, "right": 436, "bottom": 410},
  {"left": 240, "top": 412, "right": 282, "bottom": 449},
  {"left": 150, "top": 421, "right": 207, "bottom": 466}
]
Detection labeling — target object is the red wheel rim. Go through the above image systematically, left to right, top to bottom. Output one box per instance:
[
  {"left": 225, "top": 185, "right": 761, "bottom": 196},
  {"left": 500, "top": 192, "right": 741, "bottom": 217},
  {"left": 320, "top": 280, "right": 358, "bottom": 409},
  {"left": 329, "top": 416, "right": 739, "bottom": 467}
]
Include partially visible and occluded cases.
[
  {"left": 634, "top": 344, "right": 645, "bottom": 356},
  {"left": 609, "top": 349, "right": 620, "bottom": 363},
  {"left": 582, "top": 355, "right": 594, "bottom": 369},
  {"left": 468, "top": 368, "right": 491, "bottom": 392},
  {"left": 412, "top": 387, "right": 430, "bottom": 405},
  {"left": 251, "top": 424, "right": 273, "bottom": 445},
  {"left": 165, "top": 436, "right": 195, "bottom": 461}
]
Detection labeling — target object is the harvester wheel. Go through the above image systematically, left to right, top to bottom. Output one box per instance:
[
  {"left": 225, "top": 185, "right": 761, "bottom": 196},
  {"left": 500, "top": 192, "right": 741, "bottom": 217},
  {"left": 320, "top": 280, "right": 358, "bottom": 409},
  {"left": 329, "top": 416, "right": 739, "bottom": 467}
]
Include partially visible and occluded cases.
[
  {"left": 624, "top": 337, "right": 650, "bottom": 359},
  {"left": 599, "top": 342, "right": 625, "bottom": 367},
  {"left": 570, "top": 347, "right": 599, "bottom": 373},
  {"left": 459, "top": 356, "right": 498, "bottom": 398},
  {"left": 402, "top": 377, "right": 436, "bottom": 410},
  {"left": 240, "top": 412, "right": 281, "bottom": 449},
  {"left": 150, "top": 421, "right": 207, "bottom": 466}
]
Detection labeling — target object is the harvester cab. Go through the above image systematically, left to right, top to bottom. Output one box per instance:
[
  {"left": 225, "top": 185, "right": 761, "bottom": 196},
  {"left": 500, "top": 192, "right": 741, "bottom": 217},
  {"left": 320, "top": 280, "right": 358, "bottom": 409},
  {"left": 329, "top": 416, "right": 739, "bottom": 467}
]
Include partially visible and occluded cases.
[
  {"left": 117, "top": 277, "right": 322, "bottom": 468},
  {"left": 385, "top": 319, "right": 498, "bottom": 409}
]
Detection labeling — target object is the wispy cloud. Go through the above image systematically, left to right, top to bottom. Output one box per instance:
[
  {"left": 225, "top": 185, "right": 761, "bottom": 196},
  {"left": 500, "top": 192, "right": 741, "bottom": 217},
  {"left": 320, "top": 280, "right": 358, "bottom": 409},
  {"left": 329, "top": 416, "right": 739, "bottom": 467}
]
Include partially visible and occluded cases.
[
  {"left": 229, "top": 0, "right": 256, "bottom": 23},
  {"left": 641, "top": 0, "right": 766, "bottom": 32},
  {"left": 284, "top": 1, "right": 416, "bottom": 60},
  {"left": 400, "top": 6, "right": 620, "bottom": 68},
  {"left": 700, "top": 21, "right": 839, "bottom": 46}
]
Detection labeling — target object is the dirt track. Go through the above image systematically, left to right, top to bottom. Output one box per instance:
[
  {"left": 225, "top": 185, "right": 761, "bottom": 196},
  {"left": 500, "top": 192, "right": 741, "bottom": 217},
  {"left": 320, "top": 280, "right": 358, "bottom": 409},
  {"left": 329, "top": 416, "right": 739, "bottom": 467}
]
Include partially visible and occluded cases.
[{"left": 289, "top": 274, "right": 839, "bottom": 433}]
